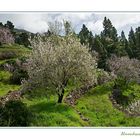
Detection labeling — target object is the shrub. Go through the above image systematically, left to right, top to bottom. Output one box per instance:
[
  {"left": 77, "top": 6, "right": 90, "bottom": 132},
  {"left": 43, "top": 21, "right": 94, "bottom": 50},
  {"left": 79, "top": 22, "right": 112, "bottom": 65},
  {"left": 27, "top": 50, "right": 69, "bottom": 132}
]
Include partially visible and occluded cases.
[
  {"left": 0, "top": 51, "right": 17, "bottom": 60},
  {"left": 107, "top": 55, "right": 140, "bottom": 105},
  {"left": 10, "top": 69, "right": 28, "bottom": 84},
  {"left": 97, "top": 69, "right": 116, "bottom": 85},
  {"left": 0, "top": 71, "right": 11, "bottom": 82},
  {"left": 113, "top": 79, "right": 140, "bottom": 106},
  {"left": 0, "top": 100, "right": 30, "bottom": 126}
]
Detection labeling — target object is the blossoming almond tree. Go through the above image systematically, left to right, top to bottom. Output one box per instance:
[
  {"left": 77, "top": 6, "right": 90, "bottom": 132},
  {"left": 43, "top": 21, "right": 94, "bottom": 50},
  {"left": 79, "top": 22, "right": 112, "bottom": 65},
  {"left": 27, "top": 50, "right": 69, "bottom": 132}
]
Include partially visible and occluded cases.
[
  {"left": 25, "top": 34, "right": 97, "bottom": 103},
  {"left": 107, "top": 55, "right": 140, "bottom": 83}
]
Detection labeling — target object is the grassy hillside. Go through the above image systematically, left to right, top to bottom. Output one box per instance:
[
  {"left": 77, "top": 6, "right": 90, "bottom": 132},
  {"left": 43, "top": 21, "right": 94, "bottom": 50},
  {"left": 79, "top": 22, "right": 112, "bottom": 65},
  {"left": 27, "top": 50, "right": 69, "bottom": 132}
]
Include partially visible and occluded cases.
[
  {"left": 0, "top": 43, "right": 30, "bottom": 97},
  {"left": 1, "top": 43, "right": 140, "bottom": 127},
  {"left": 0, "top": 44, "right": 30, "bottom": 58},
  {"left": 0, "top": 70, "right": 20, "bottom": 96},
  {"left": 21, "top": 83, "right": 140, "bottom": 127},
  {"left": 75, "top": 84, "right": 140, "bottom": 126},
  {"left": 24, "top": 97, "right": 88, "bottom": 126}
]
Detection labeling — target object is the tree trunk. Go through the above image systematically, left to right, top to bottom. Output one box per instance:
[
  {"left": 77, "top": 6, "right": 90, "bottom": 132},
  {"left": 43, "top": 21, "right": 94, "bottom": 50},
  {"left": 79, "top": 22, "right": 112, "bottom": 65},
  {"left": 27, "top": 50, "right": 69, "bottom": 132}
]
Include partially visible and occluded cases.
[
  {"left": 57, "top": 88, "right": 64, "bottom": 103},
  {"left": 58, "top": 94, "right": 64, "bottom": 103}
]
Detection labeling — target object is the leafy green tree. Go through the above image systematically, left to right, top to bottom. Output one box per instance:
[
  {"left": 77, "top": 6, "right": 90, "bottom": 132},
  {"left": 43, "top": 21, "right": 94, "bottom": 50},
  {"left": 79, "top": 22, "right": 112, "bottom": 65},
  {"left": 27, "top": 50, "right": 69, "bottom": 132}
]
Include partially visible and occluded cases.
[
  {"left": 5, "top": 21, "right": 14, "bottom": 30},
  {"left": 0, "top": 22, "right": 3, "bottom": 27},
  {"left": 16, "top": 32, "right": 30, "bottom": 47}
]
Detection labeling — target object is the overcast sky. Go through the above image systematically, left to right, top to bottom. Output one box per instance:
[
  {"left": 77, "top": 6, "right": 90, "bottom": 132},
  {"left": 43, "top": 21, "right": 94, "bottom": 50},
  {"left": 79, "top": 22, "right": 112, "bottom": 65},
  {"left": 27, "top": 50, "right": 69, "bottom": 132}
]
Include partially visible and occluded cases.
[{"left": 0, "top": 12, "right": 140, "bottom": 37}]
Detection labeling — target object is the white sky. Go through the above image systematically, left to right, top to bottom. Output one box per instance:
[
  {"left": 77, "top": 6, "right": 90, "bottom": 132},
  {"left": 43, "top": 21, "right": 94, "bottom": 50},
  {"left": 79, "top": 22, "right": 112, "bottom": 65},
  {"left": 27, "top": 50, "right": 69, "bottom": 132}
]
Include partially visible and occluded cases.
[{"left": 0, "top": 12, "right": 140, "bottom": 37}]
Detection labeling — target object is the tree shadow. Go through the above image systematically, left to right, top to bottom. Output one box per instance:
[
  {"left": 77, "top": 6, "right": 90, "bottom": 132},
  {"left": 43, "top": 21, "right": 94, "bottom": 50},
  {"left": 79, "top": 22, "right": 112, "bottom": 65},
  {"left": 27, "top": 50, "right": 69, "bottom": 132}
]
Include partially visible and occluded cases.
[
  {"left": 23, "top": 88, "right": 56, "bottom": 100},
  {"left": 29, "top": 101, "right": 71, "bottom": 114}
]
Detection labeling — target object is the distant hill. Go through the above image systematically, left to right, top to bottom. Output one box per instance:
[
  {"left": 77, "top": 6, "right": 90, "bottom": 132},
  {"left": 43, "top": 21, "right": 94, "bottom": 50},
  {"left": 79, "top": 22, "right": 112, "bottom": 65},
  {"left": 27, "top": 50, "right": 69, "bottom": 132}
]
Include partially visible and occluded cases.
[{"left": 13, "top": 28, "right": 32, "bottom": 34}]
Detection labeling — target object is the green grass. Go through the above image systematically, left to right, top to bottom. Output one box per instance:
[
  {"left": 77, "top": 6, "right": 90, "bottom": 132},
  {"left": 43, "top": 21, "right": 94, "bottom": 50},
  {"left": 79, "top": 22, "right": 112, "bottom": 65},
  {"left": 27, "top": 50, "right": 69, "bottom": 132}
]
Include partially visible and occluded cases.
[
  {"left": 0, "top": 44, "right": 31, "bottom": 60},
  {"left": 0, "top": 44, "right": 29, "bottom": 96},
  {"left": 0, "top": 44, "right": 31, "bottom": 53},
  {"left": 1, "top": 65, "right": 140, "bottom": 126},
  {"left": 0, "top": 70, "right": 20, "bottom": 96},
  {"left": 0, "top": 70, "right": 12, "bottom": 82},
  {"left": 21, "top": 80, "right": 89, "bottom": 126},
  {"left": 0, "top": 82, "right": 20, "bottom": 96},
  {"left": 22, "top": 82, "right": 140, "bottom": 126},
  {"left": 75, "top": 83, "right": 140, "bottom": 126},
  {"left": 23, "top": 97, "right": 88, "bottom": 126}
]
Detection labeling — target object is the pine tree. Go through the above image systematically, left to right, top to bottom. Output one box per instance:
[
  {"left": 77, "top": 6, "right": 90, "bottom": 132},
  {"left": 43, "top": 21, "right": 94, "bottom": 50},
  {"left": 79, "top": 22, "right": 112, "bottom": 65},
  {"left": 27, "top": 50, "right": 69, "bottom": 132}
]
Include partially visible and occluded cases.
[
  {"left": 101, "top": 17, "right": 119, "bottom": 57},
  {"left": 102, "top": 17, "right": 118, "bottom": 41},
  {"left": 102, "top": 17, "right": 112, "bottom": 38},
  {"left": 5, "top": 21, "right": 14, "bottom": 30},
  {"left": 78, "top": 24, "right": 91, "bottom": 45},
  {"left": 128, "top": 27, "right": 136, "bottom": 58},
  {"left": 135, "top": 27, "right": 140, "bottom": 59},
  {"left": 119, "top": 31, "right": 132, "bottom": 57},
  {"left": 92, "top": 35, "right": 108, "bottom": 69}
]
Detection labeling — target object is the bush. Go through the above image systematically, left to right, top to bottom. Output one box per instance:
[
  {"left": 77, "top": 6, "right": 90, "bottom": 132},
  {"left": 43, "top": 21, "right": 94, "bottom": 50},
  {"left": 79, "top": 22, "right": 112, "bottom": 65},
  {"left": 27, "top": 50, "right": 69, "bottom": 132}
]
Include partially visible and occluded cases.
[
  {"left": 0, "top": 51, "right": 17, "bottom": 60},
  {"left": 1, "top": 57, "right": 29, "bottom": 84},
  {"left": 10, "top": 69, "right": 28, "bottom": 84},
  {"left": 97, "top": 70, "right": 116, "bottom": 85},
  {"left": 0, "top": 71, "right": 11, "bottom": 82},
  {"left": 113, "top": 78, "right": 140, "bottom": 106},
  {"left": 0, "top": 100, "right": 31, "bottom": 126}
]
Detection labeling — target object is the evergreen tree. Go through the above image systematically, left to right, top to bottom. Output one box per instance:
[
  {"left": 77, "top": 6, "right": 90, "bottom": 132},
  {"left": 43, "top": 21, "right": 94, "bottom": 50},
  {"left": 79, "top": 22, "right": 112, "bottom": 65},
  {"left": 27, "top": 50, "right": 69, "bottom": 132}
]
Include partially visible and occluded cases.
[
  {"left": 101, "top": 17, "right": 119, "bottom": 57},
  {"left": 102, "top": 17, "right": 118, "bottom": 41},
  {"left": 102, "top": 17, "right": 113, "bottom": 38},
  {"left": 5, "top": 21, "right": 14, "bottom": 30},
  {"left": 0, "top": 22, "right": 3, "bottom": 27},
  {"left": 78, "top": 24, "right": 91, "bottom": 45},
  {"left": 111, "top": 27, "right": 118, "bottom": 42},
  {"left": 128, "top": 27, "right": 136, "bottom": 58},
  {"left": 135, "top": 27, "right": 140, "bottom": 59},
  {"left": 120, "top": 30, "right": 132, "bottom": 57},
  {"left": 88, "top": 31, "right": 94, "bottom": 50},
  {"left": 16, "top": 32, "right": 30, "bottom": 47},
  {"left": 92, "top": 35, "right": 108, "bottom": 69}
]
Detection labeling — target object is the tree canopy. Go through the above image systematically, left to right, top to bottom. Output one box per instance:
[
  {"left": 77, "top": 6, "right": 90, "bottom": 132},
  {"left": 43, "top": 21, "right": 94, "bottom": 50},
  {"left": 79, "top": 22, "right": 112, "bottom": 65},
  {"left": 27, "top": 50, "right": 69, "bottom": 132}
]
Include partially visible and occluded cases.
[{"left": 25, "top": 34, "right": 98, "bottom": 103}]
